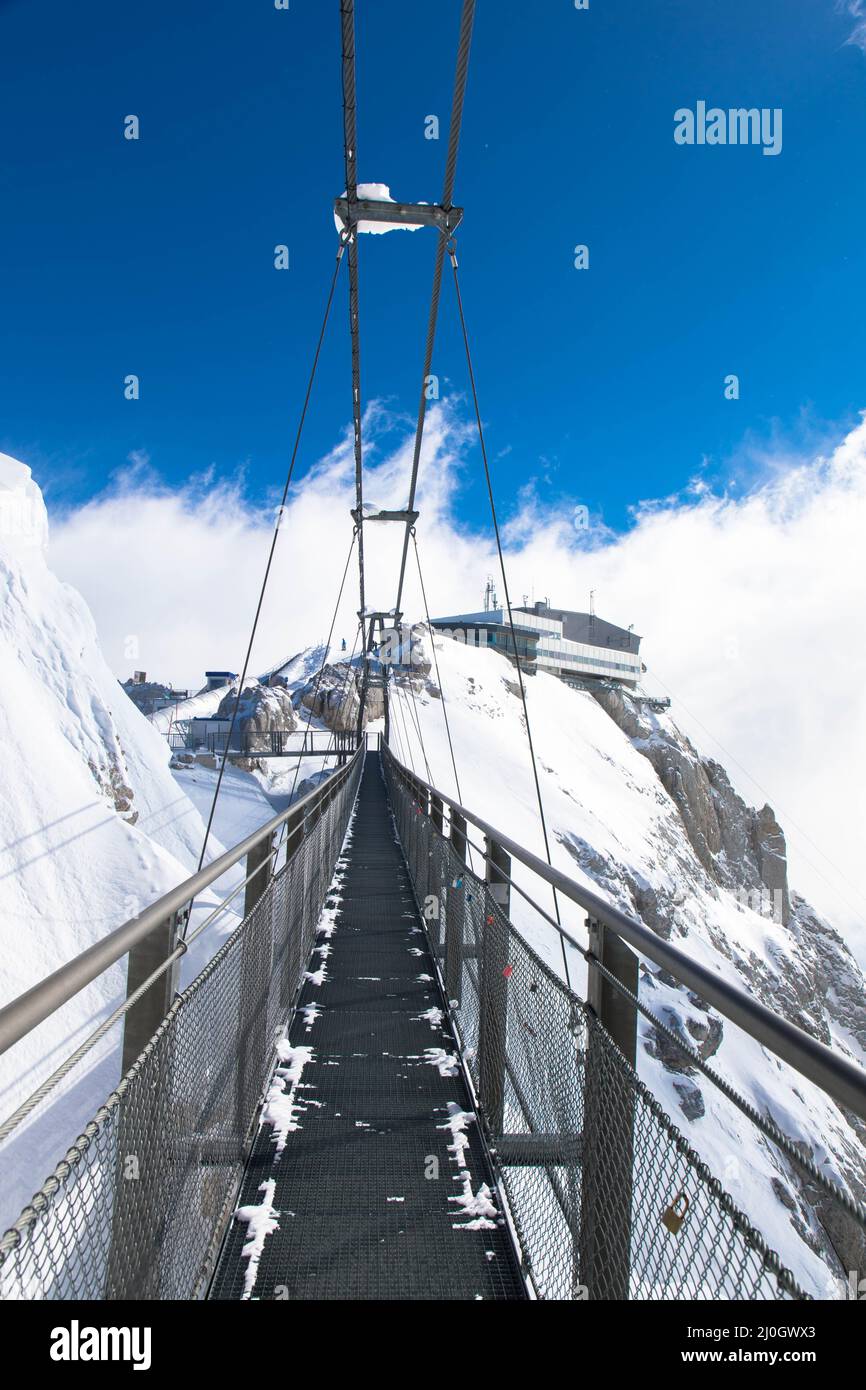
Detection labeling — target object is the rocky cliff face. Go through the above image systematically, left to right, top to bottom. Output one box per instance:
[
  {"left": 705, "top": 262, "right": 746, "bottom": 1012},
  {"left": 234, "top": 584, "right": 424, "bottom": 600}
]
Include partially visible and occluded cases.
[
  {"left": 294, "top": 627, "right": 433, "bottom": 734},
  {"left": 277, "top": 628, "right": 866, "bottom": 1291},
  {"left": 296, "top": 661, "right": 383, "bottom": 732},
  {"left": 216, "top": 681, "right": 297, "bottom": 750},
  {"left": 584, "top": 683, "right": 866, "bottom": 1279},
  {"left": 590, "top": 684, "right": 866, "bottom": 1052},
  {"left": 592, "top": 684, "right": 790, "bottom": 923}
]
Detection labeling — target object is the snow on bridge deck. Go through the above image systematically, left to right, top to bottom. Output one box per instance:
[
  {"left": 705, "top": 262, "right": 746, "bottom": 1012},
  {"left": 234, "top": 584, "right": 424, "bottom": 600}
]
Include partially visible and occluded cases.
[{"left": 210, "top": 753, "right": 525, "bottom": 1300}]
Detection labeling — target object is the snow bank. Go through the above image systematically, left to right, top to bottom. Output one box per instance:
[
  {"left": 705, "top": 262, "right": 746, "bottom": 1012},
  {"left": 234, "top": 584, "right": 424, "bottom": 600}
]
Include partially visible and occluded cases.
[
  {"left": 0, "top": 454, "right": 239, "bottom": 1224},
  {"left": 389, "top": 627, "right": 866, "bottom": 1297}
]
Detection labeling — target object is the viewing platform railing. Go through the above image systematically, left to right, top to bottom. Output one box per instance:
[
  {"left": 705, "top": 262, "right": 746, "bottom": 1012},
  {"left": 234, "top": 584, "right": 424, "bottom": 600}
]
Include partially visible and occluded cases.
[
  {"left": 382, "top": 743, "right": 866, "bottom": 1300},
  {"left": 0, "top": 745, "right": 364, "bottom": 1299}
]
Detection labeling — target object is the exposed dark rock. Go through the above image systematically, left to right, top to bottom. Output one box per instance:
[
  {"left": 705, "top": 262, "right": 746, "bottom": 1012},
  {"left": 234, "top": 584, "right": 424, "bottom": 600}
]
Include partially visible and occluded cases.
[
  {"left": 298, "top": 663, "right": 383, "bottom": 732},
  {"left": 121, "top": 677, "right": 186, "bottom": 715},
  {"left": 590, "top": 677, "right": 866, "bottom": 1282},
  {"left": 216, "top": 681, "right": 297, "bottom": 750},
  {"left": 590, "top": 684, "right": 866, "bottom": 1064},
  {"left": 591, "top": 684, "right": 792, "bottom": 925},
  {"left": 88, "top": 756, "right": 138, "bottom": 824},
  {"left": 293, "top": 769, "right": 334, "bottom": 801},
  {"left": 632, "top": 883, "right": 675, "bottom": 940},
  {"left": 787, "top": 895, "right": 866, "bottom": 1055},
  {"left": 643, "top": 1009, "right": 697, "bottom": 1074},
  {"left": 685, "top": 1014, "right": 724, "bottom": 1061},
  {"left": 674, "top": 1079, "right": 705, "bottom": 1120},
  {"left": 814, "top": 1192, "right": 866, "bottom": 1277}
]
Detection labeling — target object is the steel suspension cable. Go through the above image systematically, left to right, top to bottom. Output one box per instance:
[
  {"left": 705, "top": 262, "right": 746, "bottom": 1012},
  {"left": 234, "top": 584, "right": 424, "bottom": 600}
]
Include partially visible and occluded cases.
[
  {"left": 339, "top": 0, "right": 368, "bottom": 649},
  {"left": 393, "top": 0, "right": 476, "bottom": 620},
  {"left": 195, "top": 241, "right": 347, "bottom": 880},
  {"left": 448, "top": 242, "right": 571, "bottom": 986},
  {"left": 284, "top": 530, "right": 358, "bottom": 807},
  {"left": 411, "top": 532, "right": 463, "bottom": 804},
  {"left": 410, "top": 533, "right": 480, "bottom": 876},
  {"left": 267, "top": 612, "right": 361, "bottom": 877},
  {"left": 318, "top": 617, "right": 363, "bottom": 759},
  {"left": 276, "top": 619, "right": 361, "bottom": 840},
  {"left": 392, "top": 642, "right": 433, "bottom": 783},
  {"left": 386, "top": 655, "right": 416, "bottom": 775},
  {"left": 404, "top": 671, "right": 434, "bottom": 786},
  {"left": 394, "top": 683, "right": 417, "bottom": 775},
  {"left": 388, "top": 685, "right": 407, "bottom": 767},
  {"left": 391, "top": 698, "right": 410, "bottom": 770}
]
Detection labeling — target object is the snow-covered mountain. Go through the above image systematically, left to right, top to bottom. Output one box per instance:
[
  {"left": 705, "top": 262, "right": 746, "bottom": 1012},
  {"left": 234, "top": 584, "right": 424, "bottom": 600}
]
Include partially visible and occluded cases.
[
  {"left": 2, "top": 443, "right": 864, "bottom": 1297},
  {"left": 0, "top": 454, "right": 265, "bottom": 1223},
  {"left": 379, "top": 627, "right": 866, "bottom": 1298}
]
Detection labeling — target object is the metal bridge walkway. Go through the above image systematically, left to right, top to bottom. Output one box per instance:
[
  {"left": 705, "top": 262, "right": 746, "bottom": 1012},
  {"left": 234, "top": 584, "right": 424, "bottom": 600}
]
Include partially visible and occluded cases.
[{"left": 210, "top": 753, "right": 526, "bottom": 1300}]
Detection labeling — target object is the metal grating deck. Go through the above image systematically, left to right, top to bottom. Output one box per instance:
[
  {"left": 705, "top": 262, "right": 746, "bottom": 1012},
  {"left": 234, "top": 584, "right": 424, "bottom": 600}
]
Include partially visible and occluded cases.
[{"left": 210, "top": 752, "right": 526, "bottom": 1300}]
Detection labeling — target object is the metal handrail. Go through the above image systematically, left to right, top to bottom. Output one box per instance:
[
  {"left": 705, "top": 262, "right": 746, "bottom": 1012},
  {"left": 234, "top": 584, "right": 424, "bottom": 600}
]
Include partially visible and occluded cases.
[
  {"left": 0, "top": 743, "right": 364, "bottom": 1057},
  {"left": 382, "top": 743, "right": 866, "bottom": 1124}
]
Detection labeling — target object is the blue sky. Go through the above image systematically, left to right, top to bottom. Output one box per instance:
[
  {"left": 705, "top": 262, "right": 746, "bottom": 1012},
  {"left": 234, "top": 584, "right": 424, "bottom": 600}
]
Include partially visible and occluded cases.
[
  {"left": 1, "top": 0, "right": 865, "bottom": 532},
  {"left": 3, "top": 0, "right": 866, "bottom": 945}
]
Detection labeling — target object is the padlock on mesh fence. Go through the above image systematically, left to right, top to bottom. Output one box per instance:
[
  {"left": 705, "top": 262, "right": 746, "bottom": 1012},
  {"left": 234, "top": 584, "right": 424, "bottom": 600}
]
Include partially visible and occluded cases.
[{"left": 661, "top": 1191, "right": 690, "bottom": 1235}]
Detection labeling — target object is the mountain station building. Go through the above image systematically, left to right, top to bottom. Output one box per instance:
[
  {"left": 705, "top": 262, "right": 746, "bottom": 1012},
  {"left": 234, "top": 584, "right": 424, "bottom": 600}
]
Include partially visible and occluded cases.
[{"left": 430, "top": 600, "right": 643, "bottom": 689}]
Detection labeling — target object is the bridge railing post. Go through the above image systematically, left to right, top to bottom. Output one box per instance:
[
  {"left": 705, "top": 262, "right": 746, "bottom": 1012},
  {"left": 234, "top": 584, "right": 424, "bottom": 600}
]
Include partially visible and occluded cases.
[
  {"left": 407, "top": 773, "right": 428, "bottom": 899},
  {"left": 428, "top": 794, "right": 445, "bottom": 954},
  {"left": 302, "top": 797, "right": 319, "bottom": 941},
  {"left": 285, "top": 802, "right": 304, "bottom": 863},
  {"left": 275, "top": 805, "right": 302, "bottom": 1012},
  {"left": 445, "top": 809, "right": 467, "bottom": 1006},
  {"left": 236, "top": 831, "right": 278, "bottom": 1145},
  {"left": 244, "top": 833, "right": 276, "bottom": 920},
  {"left": 478, "top": 834, "right": 511, "bottom": 1137},
  {"left": 485, "top": 837, "right": 510, "bottom": 917},
  {"left": 113, "top": 906, "right": 189, "bottom": 1296},
  {"left": 120, "top": 908, "right": 186, "bottom": 1075},
  {"left": 578, "top": 916, "right": 638, "bottom": 1300}
]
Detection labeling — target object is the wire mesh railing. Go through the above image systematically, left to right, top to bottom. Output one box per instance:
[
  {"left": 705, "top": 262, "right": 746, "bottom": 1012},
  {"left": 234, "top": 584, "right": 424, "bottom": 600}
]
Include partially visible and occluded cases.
[
  {"left": 167, "top": 728, "right": 355, "bottom": 759},
  {"left": 383, "top": 748, "right": 809, "bottom": 1301},
  {"left": 0, "top": 750, "right": 363, "bottom": 1301}
]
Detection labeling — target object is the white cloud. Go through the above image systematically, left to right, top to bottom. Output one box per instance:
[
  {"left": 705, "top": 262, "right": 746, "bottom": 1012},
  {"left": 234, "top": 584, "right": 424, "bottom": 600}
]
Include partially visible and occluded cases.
[
  {"left": 838, "top": 0, "right": 866, "bottom": 53},
  {"left": 45, "top": 402, "right": 477, "bottom": 688},
  {"left": 46, "top": 404, "right": 866, "bottom": 965}
]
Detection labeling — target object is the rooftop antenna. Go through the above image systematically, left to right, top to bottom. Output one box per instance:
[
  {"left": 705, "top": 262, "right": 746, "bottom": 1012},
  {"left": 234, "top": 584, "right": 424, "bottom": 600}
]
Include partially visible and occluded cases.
[{"left": 589, "top": 589, "right": 596, "bottom": 632}]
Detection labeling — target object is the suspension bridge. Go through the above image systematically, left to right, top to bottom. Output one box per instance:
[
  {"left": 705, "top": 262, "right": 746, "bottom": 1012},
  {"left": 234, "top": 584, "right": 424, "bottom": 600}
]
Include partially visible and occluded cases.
[{"left": 1, "top": 0, "right": 866, "bottom": 1303}]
